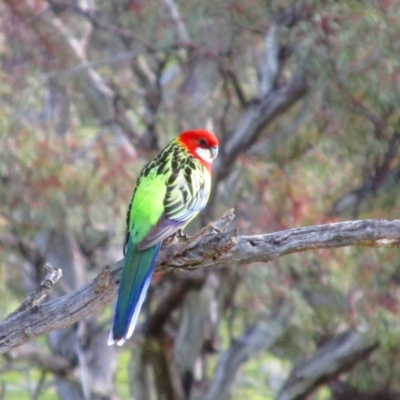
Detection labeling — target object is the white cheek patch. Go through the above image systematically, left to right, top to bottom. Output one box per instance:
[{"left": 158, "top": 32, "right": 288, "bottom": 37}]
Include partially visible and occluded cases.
[{"left": 196, "top": 147, "right": 214, "bottom": 163}]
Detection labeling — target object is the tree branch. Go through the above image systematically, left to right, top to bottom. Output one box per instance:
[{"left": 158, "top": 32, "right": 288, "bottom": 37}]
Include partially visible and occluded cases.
[
  {"left": 4, "top": 0, "right": 120, "bottom": 127},
  {"left": 163, "top": 0, "right": 191, "bottom": 44},
  {"left": 259, "top": 23, "right": 280, "bottom": 98},
  {"left": 214, "top": 72, "right": 309, "bottom": 183},
  {"left": 330, "top": 132, "right": 400, "bottom": 218},
  {"left": 1, "top": 209, "right": 400, "bottom": 353},
  {"left": 7, "top": 264, "right": 62, "bottom": 318},
  {"left": 143, "top": 273, "right": 206, "bottom": 336},
  {"left": 205, "top": 307, "right": 292, "bottom": 400},
  {"left": 277, "top": 330, "right": 378, "bottom": 400},
  {"left": 7, "top": 342, "right": 72, "bottom": 375}
]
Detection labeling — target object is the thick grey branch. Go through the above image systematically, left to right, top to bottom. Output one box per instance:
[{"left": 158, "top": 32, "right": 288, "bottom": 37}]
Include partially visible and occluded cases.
[
  {"left": 259, "top": 23, "right": 280, "bottom": 97},
  {"left": 215, "top": 73, "right": 309, "bottom": 181},
  {"left": 1, "top": 210, "right": 400, "bottom": 353},
  {"left": 160, "top": 212, "right": 400, "bottom": 269},
  {"left": 205, "top": 307, "right": 292, "bottom": 400},
  {"left": 277, "top": 330, "right": 378, "bottom": 400}
]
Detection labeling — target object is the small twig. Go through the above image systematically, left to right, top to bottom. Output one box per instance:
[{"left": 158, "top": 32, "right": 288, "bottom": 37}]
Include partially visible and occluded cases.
[
  {"left": 163, "top": 0, "right": 191, "bottom": 44},
  {"left": 7, "top": 264, "right": 62, "bottom": 318},
  {"left": 31, "top": 370, "right": 48, "bottom": 400}
]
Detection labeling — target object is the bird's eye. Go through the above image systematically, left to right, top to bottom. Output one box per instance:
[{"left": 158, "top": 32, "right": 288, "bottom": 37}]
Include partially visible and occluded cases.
[{"left": 199, "top": 138, "right": 208, "bottom": 147}]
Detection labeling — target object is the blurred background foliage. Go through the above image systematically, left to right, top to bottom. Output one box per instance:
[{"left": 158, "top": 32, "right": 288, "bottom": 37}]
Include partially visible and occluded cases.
[{"left": 1, "top": 0, "right": 400, "bottom": 399}]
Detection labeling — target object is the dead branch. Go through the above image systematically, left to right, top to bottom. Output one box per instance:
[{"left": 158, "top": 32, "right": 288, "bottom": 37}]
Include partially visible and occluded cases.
[
  {"left": 1, "top": 209, "right": 400, "bottom": 353},
  {"left": 7, "top": 264, "right": 62, "bottom": 318}
]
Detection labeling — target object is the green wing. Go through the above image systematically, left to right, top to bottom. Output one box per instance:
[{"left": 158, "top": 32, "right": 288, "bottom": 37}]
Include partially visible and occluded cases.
[
  {"left": 126, "top": 144, "right": 211, "bottom": 251},
  {"left": 126, "top": 168, "right": 167, "bottom": 247}
]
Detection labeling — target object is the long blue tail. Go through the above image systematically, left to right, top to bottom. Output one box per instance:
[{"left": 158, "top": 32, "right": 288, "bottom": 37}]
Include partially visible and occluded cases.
[{"left": 108, "top": 241, "right": 161, "bottom": 346}]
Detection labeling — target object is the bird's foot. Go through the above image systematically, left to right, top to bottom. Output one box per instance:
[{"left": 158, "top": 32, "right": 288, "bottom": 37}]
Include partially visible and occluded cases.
[
  {"left": 164, "top": 229, "right": 190, "bottom": 247},
  {"left": 176, "top": 229, "right": 190, "bottom": 239}
]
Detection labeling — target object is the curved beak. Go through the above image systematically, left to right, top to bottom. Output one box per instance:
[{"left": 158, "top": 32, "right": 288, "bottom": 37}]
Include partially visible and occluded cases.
[{"left": 210, "top": 145, "right": 219, "bottom": 160}]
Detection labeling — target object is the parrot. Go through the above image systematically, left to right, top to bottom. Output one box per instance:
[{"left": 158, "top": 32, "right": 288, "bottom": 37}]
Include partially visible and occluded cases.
[{"left": 108, "top": 129, "right": 219, "bottom": 346}]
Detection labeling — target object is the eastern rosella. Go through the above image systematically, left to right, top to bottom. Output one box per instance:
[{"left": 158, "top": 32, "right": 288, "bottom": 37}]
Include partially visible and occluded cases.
[{"left": 108, "top": 129, "right": 219, "bottom": 346}]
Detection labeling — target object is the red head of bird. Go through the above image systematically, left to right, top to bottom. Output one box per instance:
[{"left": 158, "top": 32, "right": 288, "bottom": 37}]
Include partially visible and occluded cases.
[{"left": 178, "top": 129, "right": 219, "bottom": 168}]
